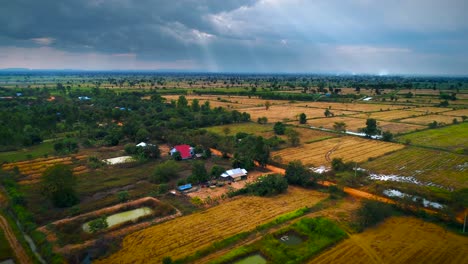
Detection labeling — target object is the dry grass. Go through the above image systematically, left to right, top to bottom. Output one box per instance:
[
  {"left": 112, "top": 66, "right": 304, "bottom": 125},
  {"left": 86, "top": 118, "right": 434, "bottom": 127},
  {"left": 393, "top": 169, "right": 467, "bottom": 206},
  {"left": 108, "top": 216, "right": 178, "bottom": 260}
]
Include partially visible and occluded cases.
[
  {"left": 162, "top": 95, "right": 291, "bottom": 109},
  {"left": 292, "top": 102, "right": 410, "bottom": 112},
  {"left": 243, "top": 105, "right": 358, "bottom": 123},
  {"left": 412, "top": 106, "right": 453, "bottom": 113},
  {"left": 440, "top": 109, "right": 468, "bottom": 117},
  {"left": 350, "top": 110, "right": 426, "bottom": 121},
  {"left": 400, "top": 114, "right": 463, "bottom": 125},
  {"left": 306, "top": 116, "right": 424, "bottom": 133},
  {"left": 273, "top": 136, "right": 404, "bottom": 166},
  {"left": 96, "top": 187, "right": 328, "bottom": 264},
  {"left": 311, "top": 217, "right": 468, "bottom": 264}
]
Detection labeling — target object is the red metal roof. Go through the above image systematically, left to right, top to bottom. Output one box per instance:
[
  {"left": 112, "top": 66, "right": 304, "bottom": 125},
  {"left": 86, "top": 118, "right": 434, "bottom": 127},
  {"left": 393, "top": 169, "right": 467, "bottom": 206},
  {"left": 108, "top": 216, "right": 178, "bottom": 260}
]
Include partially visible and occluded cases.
[{"left": 174, "top": 145, "right": 192, "bottom": 159}]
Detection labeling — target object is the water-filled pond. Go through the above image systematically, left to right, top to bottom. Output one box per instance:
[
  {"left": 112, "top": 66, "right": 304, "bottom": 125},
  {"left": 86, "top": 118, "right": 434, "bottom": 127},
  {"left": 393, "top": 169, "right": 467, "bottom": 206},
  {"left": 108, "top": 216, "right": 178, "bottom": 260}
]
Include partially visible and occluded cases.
[
  {"left": 82, "top": 207, "right": 154, "bottom": 233},
  {"left": 278, "top": 232, "right": 304, "bottom": 246},
  {"left": 234, "top": 254, "right": 267, "bottom": 264}
]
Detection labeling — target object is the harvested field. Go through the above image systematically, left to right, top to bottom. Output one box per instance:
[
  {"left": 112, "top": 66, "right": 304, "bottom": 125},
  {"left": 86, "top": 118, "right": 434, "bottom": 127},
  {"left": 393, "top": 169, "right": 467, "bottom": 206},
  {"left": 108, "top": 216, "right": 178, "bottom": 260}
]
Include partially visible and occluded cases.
[
  {"left": 162, "top": 95, "right": 291, "bottom": 108},
  {"left": 292, "top": 102, "right": 410, "bottom": 112},
  {"left": 243, "top": 105, "right": 358, "bottom": 123},
  {"left": 412, "top": 106, "right": 453, "bottom": 113},
  {"left": 350, "top": 109, "right": 425, "bottom": 121},
  {"left": 440, "top": 109, "right": 468, "bottom": 117},
  {"left": 400, "top": 114, "right": 463, "bottom": 125},
  {"left": 307, "top": 116, "right": 424, "bottom": 133},
  {"left": 206, "top": 122, "right": 274, "bottom": 137},
  {"left": 397, "top": 122, "right": 468, "bottom": 152},
  {"left": 295, "top": 127, "right": 338, "bottom": 143},
  {"left": 272, "top": 136, "right": 404, "bottom": 166},
  {"left": 363, "top": 147, "right": 468, "bottom": 189},
  {"left": 1, "top": 155, "right": 89, "bottom": 184},
  {"left": 96, "top": 187, "right": 328, "bottom": 264},
  {"left": 311, "top": 217, "right": 468, "bottom": 264}
]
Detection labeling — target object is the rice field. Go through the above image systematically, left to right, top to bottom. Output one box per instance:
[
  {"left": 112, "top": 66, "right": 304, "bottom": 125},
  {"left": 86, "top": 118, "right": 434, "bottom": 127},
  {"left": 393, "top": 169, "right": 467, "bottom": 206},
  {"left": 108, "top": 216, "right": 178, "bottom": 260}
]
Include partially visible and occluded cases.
[
  {"left": 292, "top": 102, "right": 410, "bottom": 112},
  {"left": 242, "top": 105, "right": 358, "bottom": 123},
  {"left": 411, "top": 106, "right": 453, "bottom": 113},
  {"left": 350, "top": 109, "right": 426, "bottom": 121},
  {"left": 440, "top": 109, "right": 468, "bottom": 117},
  {"left": 400, "top": 114, "right": 463, "bottom": 125},
  {"left": 306, "top": 116, "right": 424, "bottom": 133},
  {"left": 206, "top": 122, "right": 274, "bottom": 137},
  {"left": 397, "top": 122, "right": 468, "bottom": 152},
  {"left": 272, "top": 136, "right": 404, "bottom": 166},
  {"left": 363, "top": 147, "right": 468, "bottom": 189},
  {"left": 96, "top": 187, "right": 328, "bottom": 264},
  {"left": 311, "top": 217, "right": 468, "bottom": 264}
]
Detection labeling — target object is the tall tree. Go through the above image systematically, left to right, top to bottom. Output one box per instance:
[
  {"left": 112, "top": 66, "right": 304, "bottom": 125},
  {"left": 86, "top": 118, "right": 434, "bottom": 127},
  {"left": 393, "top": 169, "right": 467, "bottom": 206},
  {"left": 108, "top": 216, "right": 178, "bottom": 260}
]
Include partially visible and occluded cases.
[
  {"left": 299, "top": 113, "right": 307, "bottom": 124},
  {"left": 361, "top": 119, "right": 381, "bottom": 137},
  {"left": 41, "top": 164, "right": 79, "bottom": 208}
]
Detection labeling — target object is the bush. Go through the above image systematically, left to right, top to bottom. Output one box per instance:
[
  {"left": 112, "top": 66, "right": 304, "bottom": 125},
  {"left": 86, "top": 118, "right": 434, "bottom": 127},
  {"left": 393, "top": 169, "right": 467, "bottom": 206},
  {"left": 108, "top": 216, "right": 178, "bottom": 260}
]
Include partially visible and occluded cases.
[
  {"left": 273, "top": 122, "right": 286, "bottom": 135},
  {"left": 331, "top": 158, "right": 354, "bottom": 172},
  {"left": 150, "top": 160, "right": 180, "bottom": 184},
  {"left": 285, "top": 160, "right": 318, "bottom": 187},
  {"left": 242, "top": 174, "right": 288, "bottom": 197},
  {"left": 117, "top": 191, "right": 129, "bottom": 202},
  {"left": 356, "top": 200, "right": 394, "bottom": 231},
  {"left": 88, "top": 217, "right": 108, "bottom": 233}
]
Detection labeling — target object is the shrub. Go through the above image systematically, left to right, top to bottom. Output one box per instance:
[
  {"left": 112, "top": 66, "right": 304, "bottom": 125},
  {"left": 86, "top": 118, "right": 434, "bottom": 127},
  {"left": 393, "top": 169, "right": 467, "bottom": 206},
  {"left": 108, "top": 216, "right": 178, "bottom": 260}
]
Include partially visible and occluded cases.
[
  {"left": 150, "top": 160, "right": 180, "bottom": 184},
  {"left": 356, "top": 200, "right": 394, "bottom": 231},
  {"left": 88, "top": 217, "right": 108, "bottom": 233}
]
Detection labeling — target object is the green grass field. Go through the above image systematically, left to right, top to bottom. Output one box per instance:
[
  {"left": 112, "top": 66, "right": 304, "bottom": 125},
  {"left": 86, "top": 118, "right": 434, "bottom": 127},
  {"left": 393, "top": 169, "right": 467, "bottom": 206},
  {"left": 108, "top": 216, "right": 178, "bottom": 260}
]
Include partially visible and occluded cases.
[
  {"left": 397, "top": 122, "right": 468, "bottom": 153},
  {"left": 0, "top": 141, "right": 54, "bottom": 163},
  {"left": 363, "top": 147, "right": 468, "bottom": 190}
]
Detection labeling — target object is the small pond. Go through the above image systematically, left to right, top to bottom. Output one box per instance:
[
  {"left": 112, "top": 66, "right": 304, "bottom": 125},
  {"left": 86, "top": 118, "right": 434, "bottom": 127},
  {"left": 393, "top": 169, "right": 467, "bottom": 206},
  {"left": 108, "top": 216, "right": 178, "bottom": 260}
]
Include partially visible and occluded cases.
[
  {"left": 82, "top": 207, "right": 154, "bottom": 233},
  {"left": 278, "top": 231, "right": 304, "bottom": 246},
  {"left": 234, "top": 254, "right": 267, "bottom": 264}
]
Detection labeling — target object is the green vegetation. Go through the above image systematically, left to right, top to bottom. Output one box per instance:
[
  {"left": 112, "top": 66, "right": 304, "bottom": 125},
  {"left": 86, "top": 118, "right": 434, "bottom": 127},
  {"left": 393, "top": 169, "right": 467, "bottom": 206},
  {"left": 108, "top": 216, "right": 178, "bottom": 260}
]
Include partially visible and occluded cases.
[
  {"left": 397, "top": 122, "right": 468, "bottom": 152},
  {"left": 206, "top": 123, "right": 273, "bottom": 137},
  {"left": 0, "top": 140, "right": 54, "bottom": 163},
  {"left": 150, "top": 160, "right": 181, "bottom": 184},
  {"left": 285, "top": 160, "right": 320, "bottom": 187},
  {"left": 41, "top": 164, "right": 79, "bottom": 208},
  {"left": 231, "top": 174, "right": 288, "bottom": 197},
  {"left": 355, "top": 200, "right": 394, "bottom": 231},
  {"left": 88, "top": 217, "right": 109, "bottom": 233},
  {"left": 213, "top": 217, "right": 347, "bottom": 264},
  {"left": 0, "top": 229, "right": 15, "bottom": 262}
]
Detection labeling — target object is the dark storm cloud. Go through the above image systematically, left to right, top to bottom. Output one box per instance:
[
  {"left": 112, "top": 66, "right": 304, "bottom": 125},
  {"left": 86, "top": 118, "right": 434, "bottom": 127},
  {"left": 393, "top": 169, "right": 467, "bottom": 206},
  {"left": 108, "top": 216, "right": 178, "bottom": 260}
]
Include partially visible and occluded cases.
[
  {"left": 0, "top": 0, "right": 467, "bottom": 74},
  {"left": 0, "top": 0, "right": 257, "bottom": 56}
]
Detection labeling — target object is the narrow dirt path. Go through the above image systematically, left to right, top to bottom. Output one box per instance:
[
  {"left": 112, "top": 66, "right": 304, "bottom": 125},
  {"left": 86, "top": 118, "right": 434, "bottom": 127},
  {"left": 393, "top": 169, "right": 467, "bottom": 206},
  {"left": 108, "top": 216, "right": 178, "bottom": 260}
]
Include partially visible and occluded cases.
[
  {"left": 325, "top": 143, "right": 340, "bottom": 162},
  {"left": 0, "top": 214, "right": 33, "bottom": 264}
]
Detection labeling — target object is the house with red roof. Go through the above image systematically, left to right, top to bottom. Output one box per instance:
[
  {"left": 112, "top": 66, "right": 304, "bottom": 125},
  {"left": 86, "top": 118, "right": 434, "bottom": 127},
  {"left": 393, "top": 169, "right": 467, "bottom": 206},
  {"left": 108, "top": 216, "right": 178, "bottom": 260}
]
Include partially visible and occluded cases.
[{"left": 170, "top": 144, "right": 194, "bottom": 160}]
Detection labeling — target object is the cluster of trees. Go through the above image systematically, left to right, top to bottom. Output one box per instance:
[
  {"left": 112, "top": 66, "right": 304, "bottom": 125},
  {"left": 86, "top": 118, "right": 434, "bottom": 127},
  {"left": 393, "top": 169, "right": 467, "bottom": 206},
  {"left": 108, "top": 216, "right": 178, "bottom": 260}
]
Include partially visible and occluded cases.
[{"left": 231, "top": 174, "right": 288, "bottom": 197}]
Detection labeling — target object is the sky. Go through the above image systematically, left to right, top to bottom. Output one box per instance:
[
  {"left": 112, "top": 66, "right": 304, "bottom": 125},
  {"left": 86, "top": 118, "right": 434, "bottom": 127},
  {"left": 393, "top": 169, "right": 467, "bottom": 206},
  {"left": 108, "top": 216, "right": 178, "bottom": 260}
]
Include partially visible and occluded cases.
[{"left": 0, "top": 0, "right": 467, "bottom": 75}]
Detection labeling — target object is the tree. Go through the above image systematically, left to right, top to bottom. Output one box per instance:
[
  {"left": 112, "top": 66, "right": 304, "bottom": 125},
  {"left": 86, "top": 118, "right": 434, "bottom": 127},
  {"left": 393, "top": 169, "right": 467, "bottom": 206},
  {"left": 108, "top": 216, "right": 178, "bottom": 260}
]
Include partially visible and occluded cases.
[
  {"left": 265, "top": 101, "right": 271, "bottom": 110},
  {"left": 324, "top": 109, "right": 333, "bottom": 117},
  {"left": 299, "top": 113, "right": 307, "bottom": 124},
  {"left": 257, "top": 116, "right": 268, "bottom": 124},
  {"left": 361, "top": 119, "right": 381, "bottom": 137},
  {"left": 333, "top": 121, "right": 347, "bottom": 132},
  {"left": 273, "top": 122, "right": 286, "bottom": 135},
  {"left": 135, "top": 128, "right": 150, "bottom": 143},
  {"left": 286, "top": 129, "right": 300, "bottom": 147},
  {"left": 382, "top": 131, "right": 394, "bottom": 142},
  {"left": 331, "top": 158, "right": 353, "bottom": 172},
  {"left": 150, "top": 160, "right": 180, "bottom": 183},
  {"left": 285, "top": 160, "right": 316, "bottom": 187},
  {"left": 191, "top": 161, "right": 208, "bottom": 183},
  {"left": 41, "top": 164, "right": 79, "bottom": 208},
  {"left": 210, "top": 165, "right": 225, "bottom": 180},
  {"left": 244, "top": 174, "right": 288, "bottom": 196},
  {"left": 117, "top": 191, "right": 129, "bottom": 202}
]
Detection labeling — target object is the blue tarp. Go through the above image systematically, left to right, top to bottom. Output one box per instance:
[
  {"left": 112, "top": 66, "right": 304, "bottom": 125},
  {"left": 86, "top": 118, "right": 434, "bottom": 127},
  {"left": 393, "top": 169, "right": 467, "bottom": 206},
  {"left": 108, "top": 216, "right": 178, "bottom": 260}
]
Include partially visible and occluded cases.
[{"left": 178, "top": 183, "right": 192, "bottom": 191}]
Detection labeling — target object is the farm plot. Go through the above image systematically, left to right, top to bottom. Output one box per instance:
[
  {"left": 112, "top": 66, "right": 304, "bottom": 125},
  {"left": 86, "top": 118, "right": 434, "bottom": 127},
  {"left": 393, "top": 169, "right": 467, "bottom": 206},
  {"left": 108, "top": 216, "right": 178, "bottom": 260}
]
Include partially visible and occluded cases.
[
  {"left": 162, "top": 95, "right": 291, "bottom": 109},
  {"left": 292, "top": 102, "right": 410, "bottom": 112},
  {"left": 243, "top": 105, "right": 358, "bottom": 123},
  {"left": 411, "top": 106, "right": 453, "bottom": 113},
  {"left": 350, "top": 109, "right": 425, "bottom": 121},
  {"left": 440, "top": 109, "right": 468, "bottom": 117},
  {"left": 400, "top": 114, "right": 463, "bottom": 125},
  {"left": 307, "top": 116, "right": 424, "bottom": 134},
  {"left": 206, "top": 122, "right": 274, "bottom": 137},
  {"left": 397, "top": 122, "right": 468, "bottom": 152},
  {"left": 273, "top": 136, "right": 404, "bottom": 166},
  {"left": 363, "top": 147, "right": 468, "bottom": 189},
  {"left": 1, "top": 155, "right": 88, "bottom": 184},
  {"left": 96, "top": 187, "right": 328, "bottom": 264},
  {"left": 310, "top": 217, "right": 468, "bottom": 264}
]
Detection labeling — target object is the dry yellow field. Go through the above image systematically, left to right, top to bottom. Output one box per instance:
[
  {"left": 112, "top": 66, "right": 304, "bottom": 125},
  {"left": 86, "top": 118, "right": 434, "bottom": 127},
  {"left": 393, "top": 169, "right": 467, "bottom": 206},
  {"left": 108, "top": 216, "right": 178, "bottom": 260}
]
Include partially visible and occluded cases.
[
  {"left": 162, "top": 95, "right": 291, "bottom": 108},
  {"left": 292, "top": 102, "right": 410, "bottom": 112},
  {"left": 243, "top": 105, "right": 358, "bottom": 122},
  {"left": 412, "top": 106, "right": 452, "bottom": 113},
  {"left": 350, "top": 109, "right": 425, "bottom": 121},
  {"left": 440, "top": 109, "right": 468, "bottom": 117},
  {"left": 400, "top": 114, "right": 463, "bottom": 125},
  {"left": 306, "top": 116, "right": 424, "bottom": 133},
  {"left": 295, "top": 127, "right": 338, "bottom": 142},
  {"left": 273, "top": 136, "right": 404, "bottom": 166},
  {"left": 97, "top": 187, "right": 328, "bottom": 264},
  {"left": 310, "top": 217, "right": 468, "bottom": 264}
]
